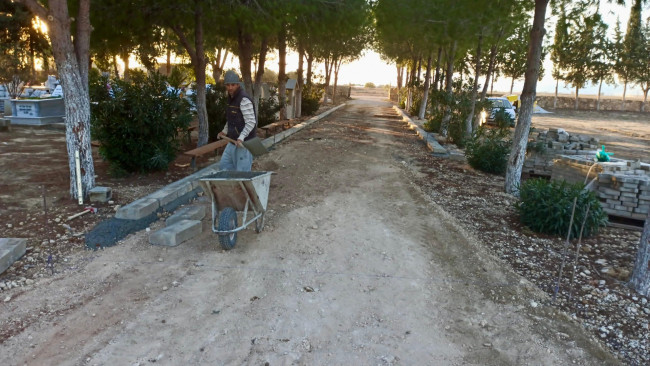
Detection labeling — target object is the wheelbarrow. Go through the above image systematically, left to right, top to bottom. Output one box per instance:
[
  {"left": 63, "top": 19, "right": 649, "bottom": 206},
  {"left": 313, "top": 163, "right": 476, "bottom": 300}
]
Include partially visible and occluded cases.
[{"left": 199, "top": 171, "right": 272, "bottom": 250}]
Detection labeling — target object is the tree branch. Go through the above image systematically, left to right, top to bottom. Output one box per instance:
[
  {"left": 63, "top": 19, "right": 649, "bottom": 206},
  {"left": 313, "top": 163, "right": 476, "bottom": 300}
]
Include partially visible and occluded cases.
[
  {"left": 15, "top": 0, "right": 49, "bottom": 19},
  {"left": 171, "top": 25, "right": 196, "bottom": 61}
]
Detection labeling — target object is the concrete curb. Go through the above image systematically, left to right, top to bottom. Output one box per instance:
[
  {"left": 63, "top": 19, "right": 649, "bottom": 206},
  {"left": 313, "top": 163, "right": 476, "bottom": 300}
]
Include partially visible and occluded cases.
[
  {"left": 85, "top": 104, "right": 345, "bottom": 249},
  {"left": 392, "top": 106, "right": 448, "bottom": 156}
]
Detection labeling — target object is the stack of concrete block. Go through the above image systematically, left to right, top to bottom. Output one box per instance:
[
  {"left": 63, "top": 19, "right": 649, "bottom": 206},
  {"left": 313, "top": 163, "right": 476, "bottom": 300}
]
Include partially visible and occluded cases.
[
  {"left": 523, "top": 128, "right": 600, "bottom": 177},
  {"left": 598, "top": 173, "right": 650, "bottom": 220}
]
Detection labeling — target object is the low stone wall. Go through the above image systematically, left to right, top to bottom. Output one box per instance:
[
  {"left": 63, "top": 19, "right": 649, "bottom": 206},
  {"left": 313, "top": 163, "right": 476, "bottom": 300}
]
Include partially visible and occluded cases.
[
  {"left": 536, "top": 95, "right": 649, "bottom": 112},
  {"left": 523, "top": 128, "right": 599, "bottom": 177},
  {"left": 550, "top": 155, "right": 650, "bottom": 220}
]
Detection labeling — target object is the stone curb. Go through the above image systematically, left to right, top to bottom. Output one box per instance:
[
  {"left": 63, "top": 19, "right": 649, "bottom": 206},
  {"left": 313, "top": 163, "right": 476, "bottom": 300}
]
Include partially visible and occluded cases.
[
  {"left": 261, "top": 103, "right": 346, "bottom": 148},
  {"left": 392, "top": 106, "right": 447, "bottom": 156},
  {"left": 0, "top": 238, "right": 26, "bottom": 275}
]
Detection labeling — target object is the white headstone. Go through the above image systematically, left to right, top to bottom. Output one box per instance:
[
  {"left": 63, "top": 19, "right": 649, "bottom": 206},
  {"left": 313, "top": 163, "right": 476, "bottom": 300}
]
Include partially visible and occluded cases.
[
  {"left": 46, "top": 76, "right": 59, "bottom": 92},
  {"left": 51, "top": 85, "right": 63, "bottom": 98}
]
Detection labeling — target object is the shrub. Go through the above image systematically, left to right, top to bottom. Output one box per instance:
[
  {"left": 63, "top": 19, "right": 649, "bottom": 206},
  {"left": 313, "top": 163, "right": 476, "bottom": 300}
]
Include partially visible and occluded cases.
[
  {"left": 90, "top": 72, "right": 192, "bottom": 175},
  {"left": 364, "top": 82, "right": 376, "bottom": 88},
  {"left": 202, "top": 83, "right": 228, "bottom": 142},
  {"left": 301, "top": 84, "right": 323, "bottom": 116},
  {"left": 257, "top": 86, "right": 281, "bottom": 128},
  {"left": 493, "top": 108, "right": 515, "bottom": 128},
  {"left": 464, "top": 126, "right": 511, "bottom": 174},
  {"left": 516, "top": 179, "right": 608, "bottom": 239}
]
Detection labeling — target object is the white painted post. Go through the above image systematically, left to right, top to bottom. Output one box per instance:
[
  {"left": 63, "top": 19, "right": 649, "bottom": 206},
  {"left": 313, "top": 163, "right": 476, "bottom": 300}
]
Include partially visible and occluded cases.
[{"left": 75, "top": 150, "right": 83, "bottom": 205}]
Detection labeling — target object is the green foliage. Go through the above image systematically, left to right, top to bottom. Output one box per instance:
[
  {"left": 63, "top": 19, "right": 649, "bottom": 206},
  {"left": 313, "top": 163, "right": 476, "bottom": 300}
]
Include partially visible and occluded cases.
[
  {"left": 89, "top": 72, "right": 192, "bottom": 175},
  {"left": 425, "top": 78, "right": 491, "bottom": 147},
  {"left": 364, "top": 82, "right": 376, "bottom": 88},
  {"left": 203, "top": 83, "right": 228, "bottom": 142},
  {"left": 301, "top": 84, "right": 323, "bottom": 116},
  {"left": 258, "top": 86, "right": 281, "bottom": 127},
  {"left": 492, "top": 108, "right": 515, "bottom": 128},
  {"left": 464, "top": 126, "right": 512, "bottom": 175},
  {"left": 516, "top": 179, "right": 608, "bottom": 239}
]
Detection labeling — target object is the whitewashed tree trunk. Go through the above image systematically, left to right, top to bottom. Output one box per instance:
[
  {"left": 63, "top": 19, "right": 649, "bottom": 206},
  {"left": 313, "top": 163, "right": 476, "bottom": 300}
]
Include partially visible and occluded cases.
[
  {"left": 19, "top": 0, "right": 95, "bottom": 201},
  {"left": 505, "top": 0, "right": 549, "bottom": 194},
  {"left": 466, "top": 35, "right": 483, "bottom": 136},
  {"left": 440, "top": 40, "right": 457, "bottom": 138},
  {"left": 418, "top": 53, "right": 432, "bottom": 120},
  {"left": 554, "top": 79, "right": 558, "bottom": 108},
  {"left": 597, "top": 79, "right": 603, "bottom": 111},
  {"left": 622, "top": 81, "right": 628, "bottom": 111},
  {"left": 575, "top": 85, "right": 579, "bottom": 110},
  {"left": 630, "top": 212, "right": 650, "bottom": 297}
]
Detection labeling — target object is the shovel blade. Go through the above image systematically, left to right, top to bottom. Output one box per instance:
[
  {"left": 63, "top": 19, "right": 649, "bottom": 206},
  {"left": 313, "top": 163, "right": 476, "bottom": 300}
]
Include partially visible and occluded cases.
[{"left": 242, "top": 137, "right": 269, "bottom": 157}]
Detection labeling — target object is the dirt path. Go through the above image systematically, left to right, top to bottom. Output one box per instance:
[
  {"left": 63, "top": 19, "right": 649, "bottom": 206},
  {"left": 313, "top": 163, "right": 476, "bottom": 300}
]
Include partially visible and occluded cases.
[{"left": 1, "top": 95, "right": 619, "bottom": 365}]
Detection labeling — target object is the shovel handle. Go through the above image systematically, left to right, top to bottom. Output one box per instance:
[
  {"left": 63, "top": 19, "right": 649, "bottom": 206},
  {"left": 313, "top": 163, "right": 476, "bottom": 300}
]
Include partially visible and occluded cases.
[{"left": 219, "top": 135, "right": 238, "bottom": 144}]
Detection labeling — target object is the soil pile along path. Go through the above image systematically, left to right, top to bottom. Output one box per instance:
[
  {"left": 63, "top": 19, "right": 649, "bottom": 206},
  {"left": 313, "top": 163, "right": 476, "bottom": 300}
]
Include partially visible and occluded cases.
[{"left": 0, "top": 93, "right": 618, "bottom": 365}]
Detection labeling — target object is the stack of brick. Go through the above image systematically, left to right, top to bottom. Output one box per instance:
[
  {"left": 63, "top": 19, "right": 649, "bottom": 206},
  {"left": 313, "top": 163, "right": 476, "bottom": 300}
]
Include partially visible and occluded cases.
[
  {"left": 523, "top": 128, "right": 600, "bottom": 177},
  {"left": 598, "top": 172, "right": 650, "bottom": 220}
]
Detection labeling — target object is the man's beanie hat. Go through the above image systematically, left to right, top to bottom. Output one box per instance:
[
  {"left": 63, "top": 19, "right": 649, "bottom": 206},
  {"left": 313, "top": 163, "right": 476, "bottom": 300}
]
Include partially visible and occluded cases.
[{"left": 224, "top": 70, "right": 240, "bottom": 84}]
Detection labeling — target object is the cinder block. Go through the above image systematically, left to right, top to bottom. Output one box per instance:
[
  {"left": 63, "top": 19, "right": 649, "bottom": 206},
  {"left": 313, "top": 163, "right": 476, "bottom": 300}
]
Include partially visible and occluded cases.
[
  {"left": 89, "top": 186, "right": 112, "bottom": 203},
  {"left": 115, "top": 198, "right": 159, "bottom": 220},
  {"left": 166, "top": 205, "right": 206, "bottom": 227},
  {"left": 149, "top": 219, "right": 202, "bottom": 247},
  {"left": 0, "top": 238, "right": 27, "bottom": 274}
]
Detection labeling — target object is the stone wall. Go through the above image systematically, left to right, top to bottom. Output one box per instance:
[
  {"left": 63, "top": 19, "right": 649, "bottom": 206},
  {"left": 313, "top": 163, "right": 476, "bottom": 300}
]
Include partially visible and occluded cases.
[
  {"left": 536, "top": 95, "right": 649, "bottom": 113},
  {"left": 523, "top": 128, "right": 600, "bottom": 177},
  {"left": 550, "top": 155, "right": 650, "bottom": 220}
]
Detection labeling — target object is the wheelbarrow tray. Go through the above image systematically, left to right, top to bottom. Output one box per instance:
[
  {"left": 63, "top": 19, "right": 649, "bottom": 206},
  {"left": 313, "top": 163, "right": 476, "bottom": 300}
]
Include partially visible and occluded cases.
[{"left": 199, "top": 171, "right": 272, "bottom": 238}]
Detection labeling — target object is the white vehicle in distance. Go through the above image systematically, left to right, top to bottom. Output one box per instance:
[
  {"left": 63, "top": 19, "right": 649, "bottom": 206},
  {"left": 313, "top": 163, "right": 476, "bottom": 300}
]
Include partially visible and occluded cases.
[{"left": 480, "top": 97, "right": 517, "bottom": 126}]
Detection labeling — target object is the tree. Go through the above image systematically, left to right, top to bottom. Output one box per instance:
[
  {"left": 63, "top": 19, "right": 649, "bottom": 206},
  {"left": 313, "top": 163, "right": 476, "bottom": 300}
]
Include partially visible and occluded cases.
[
  {"left": 16, "top": 0, "right": 95, "bottom": 201},
  {"left": 504, "top": 0, "right": 550, "bottom": 195},
  {"left": 615, "top": 0, "right": 646, "bottom": 110},
  {"left": 0, "top": 1, "right": 50, "bottom": 85},
  {"left": 550, "top": 1, "right": 570, "bottom": 109},
  {"left": 589, "top": 12, "right": 615, "bottom": 111},
  {"left": 635, "top": 18, "right": 650, "bottom": 111},
  {"left": 500, "top": 20, "right": 533, "bottom": 96},
  {"left": 630, "top": 212, "right": 650, "bottom": 296}
]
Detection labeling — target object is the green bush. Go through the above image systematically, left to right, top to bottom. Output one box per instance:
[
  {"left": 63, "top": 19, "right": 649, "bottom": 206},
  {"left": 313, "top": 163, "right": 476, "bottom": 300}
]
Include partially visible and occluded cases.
[
  {"left": 90, "top": 72, "right": 192, "bottom": 175},
  {"left": 364, "top": 82, "right": 376, "bottom": 88},
  {"left": 203, "top": 83, "right": 228, "bottom": 142},
  {"left": 301, "top": 84, "right": 323, "bottom": 116},
  {"left": 258, "top": 86, "right": 281, "bottom": 128},
  {"left": 493, "top": 108, "right": 515, "bottom": 128},
  {"left": 464, "top": 126, "right": 511, "bottom": 174},
  {"left": 516, "top": 179, "right": 608, "bottom": 239}
]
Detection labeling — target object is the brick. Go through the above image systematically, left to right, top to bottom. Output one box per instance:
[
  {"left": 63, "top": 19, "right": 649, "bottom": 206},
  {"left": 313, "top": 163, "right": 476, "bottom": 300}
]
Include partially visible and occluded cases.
[
  {"left": 89, "top": 186, "right": 112, "bottom": 203},
  {"left": 115, "top": 198, "right": 159, "bottom": 220},
  {"left": 166, "top": 205, "right": 206, "bottom": 227},
  {"left": 149, "top": 219, "right": 202, "bottom": 247}
]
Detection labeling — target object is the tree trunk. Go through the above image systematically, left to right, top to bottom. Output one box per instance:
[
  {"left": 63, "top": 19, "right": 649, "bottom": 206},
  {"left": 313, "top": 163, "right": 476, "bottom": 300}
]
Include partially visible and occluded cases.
[
  {"left": 19, "top": 0, "right": 95, "bottom": 200},
  {"left": 505, "top": 0, "right": 549, "bottom": 195},
  {"left": 171, "top": 1, "right": 208, "bottom": 146},
  {"left": 278, "top": 23, "right": 287, "bottom": 120},
  {"left": 237, "top": 30, "right": 254, "bottom": 98},
  {"left": 467, "top": 34, "right": 483, "bottom": 136},
  {"left": 252, "top": 37, "right": 269, "bottom": 114},
  {"left": 440, "top": 40, "right": 457, "bottom": 138},
  {"left": 481, "top": 42, "right": 498, "bottom": 101},
  {"left": 296, "top": 43, "right": 304, "bottom": 118},
  {"left": 166, "top": 46, "right": 171, "bottom": 76},
  {"left": 433, "top": 47, "right": 442, "bottom": 92},
  {"left": 121, "top": 51, "right": 130, "bottom": 81},
  {"left": 306, "top": 52, "right": 313, "bottom": 86},
  {"left": 418, "top": 52, "right": 432, "bottom": 120},
  {"left": 113, "top": 54, "right": 119, "bottom": 78},
  {"left": 415, "top": 57, "right": 422, "bottom": 84},
  {"left": 333, "top": 59, "right": 342, "bottom": 104},
  {"left": 396, "top": 65, "right": 403, "bottom": 91},
  {"left": 510, "top": 77, "right": 515, "bottom": 94},
  {"left": 554, "top": 79, "right": 559, "bottom": 108},
  {"left": 597, "top": 79, "right": 602, "bottom": 111},
  {"left": 622, "top": 81, "right": 628, "bottom": 111},
  {"left": 574, "top": 85, "right": 579, "bottom": 110},
  {"left": 643, "top": 89, "right": 648, "bottom": 112},
  {"left": 630, "top": 212, "right": 650, "bottom": 297}
]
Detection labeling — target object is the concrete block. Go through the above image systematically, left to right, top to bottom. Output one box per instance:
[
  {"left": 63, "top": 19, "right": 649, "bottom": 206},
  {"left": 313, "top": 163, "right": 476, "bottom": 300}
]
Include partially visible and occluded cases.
[
  {"left": 89, "top": 186, "right": 112, "bottom": 203},
  {"left": 147, "top": 188, "right": 179, "bottom": 207},
  {"left": 115, "top": 198, "right": 159, "bottom": 220},
  {"left": 166, "top": 205, "right": 206, "bottom": 227},
  {"left": 149, "top": 219, "right": 202, "bottom": 247},
  {"left": 0, "top": 238, "right": 27, "bottom": 274}
]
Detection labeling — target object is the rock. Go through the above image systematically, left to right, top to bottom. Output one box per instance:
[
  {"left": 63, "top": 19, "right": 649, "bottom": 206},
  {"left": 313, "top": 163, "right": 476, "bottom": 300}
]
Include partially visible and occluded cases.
[
  {"left": 25, "top": 279, "right": 34, "bottom": 285},
  {"left": 162, "top": 286, "right": 168, "bottom": 291},
  {"left": 4, "top": 296, "right": 11, "bottom": 302},
  {"left": 530, "top": 301, "right": 538, "bottom": 308},
  {"left": 483, "top": 342, "right": 493, "bottom": 348}
]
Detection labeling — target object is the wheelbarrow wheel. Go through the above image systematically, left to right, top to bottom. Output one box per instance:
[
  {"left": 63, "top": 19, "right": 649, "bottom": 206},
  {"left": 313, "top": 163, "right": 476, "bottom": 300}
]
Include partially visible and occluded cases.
[
  {"left": 218, "top": 207, "right": 238, "bottom": 250},
  {"left": 255, "top": 213, "right": 265, "bottom": 233}
]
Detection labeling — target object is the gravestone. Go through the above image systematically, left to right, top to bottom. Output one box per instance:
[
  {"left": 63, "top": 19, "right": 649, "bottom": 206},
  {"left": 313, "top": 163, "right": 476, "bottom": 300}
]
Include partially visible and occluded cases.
[
  {"left": 45, "top": 76, "right": 59, "bottom": 92},
  {"left": 285, "top": 79, "right": 297, "bottom": 119},
  {"left": 0, "top": 85, "right": 7, "bottom": 114},
  {"left": 51, "top": 85, "right": 63, "bottom": 98},
  {"left": 8, "top": 98, "right": 65, "bottom": 125}
]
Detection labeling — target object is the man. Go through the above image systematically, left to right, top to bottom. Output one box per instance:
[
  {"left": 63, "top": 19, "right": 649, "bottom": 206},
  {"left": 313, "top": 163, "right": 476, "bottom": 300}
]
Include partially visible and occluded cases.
[{"left": 218, "top": 70, "right": 257, "bottom": 171}]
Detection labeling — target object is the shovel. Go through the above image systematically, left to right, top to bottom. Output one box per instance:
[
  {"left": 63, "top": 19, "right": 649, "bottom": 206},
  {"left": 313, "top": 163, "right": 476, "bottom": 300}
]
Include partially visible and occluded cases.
[{"left": 219, "top": 135, "right": 269, "bottom": 157}]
